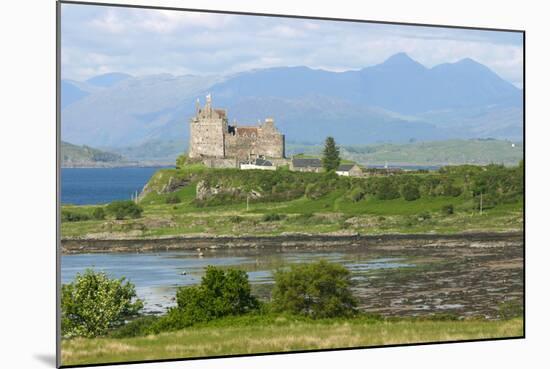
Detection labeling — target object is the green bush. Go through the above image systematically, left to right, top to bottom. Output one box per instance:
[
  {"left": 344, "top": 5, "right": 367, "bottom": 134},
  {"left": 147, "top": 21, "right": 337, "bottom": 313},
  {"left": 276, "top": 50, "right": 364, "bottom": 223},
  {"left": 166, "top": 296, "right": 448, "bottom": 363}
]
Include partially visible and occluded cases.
[
  {"left": 175, "top": 154, "right": 187, "bottom": 169},
  {"left": 375, "top": 177, "right": 400, "bottom": 200},
  {"left": 305, "top": 182, "right": 329, "bottom": 200},
  {"left": 401, "top": 183, "right": 421, "bottom": 201},
  {"left": 442, "top": 183, "right": 463, "bottom": 197},
  {"left": 348, "top": 186, "right": 365, "bottom": 202},
  {"left": 165, "top": 194, "right": 181, "bottom": 204},
  {"left": 106, "top": 200, "right": 143, "bottom": 220},
  {"left": 441, "top": 204, "right": 454, "bottom": 215},
  {"left": 92, "top": 207, "right": 106, "bottom": 220},
  {"left": 61, "top": 210, "right": 90, "bottom": 222},
  {"left": 418, "top": 212, "right": 432, "bottom": 221},
  {"left": 263, "top": 213, "right": 285, "bottom": 222},
  {"left": 294, "top": 213, "right": 315, "bottom": 223},
  {"left": 229, "top": 215, "right": 243, "bottom": 223},
  {"left": 272, "top": 260, "right": 357, "bottom": 318},
  {"left": 174, "top": 266, "right": 259, "bottom": 325},
  {"left": 61, "top": 269, "right": 143, "bottom": 338},
  {"left": 498, "top": 300, "right": 523, "bottom": 320},
  {"left": 148, "top": 308, "right": 198, "bottom": 333},
  {"left": 109, "top": 316, "right": 159, "bottom": 338}
]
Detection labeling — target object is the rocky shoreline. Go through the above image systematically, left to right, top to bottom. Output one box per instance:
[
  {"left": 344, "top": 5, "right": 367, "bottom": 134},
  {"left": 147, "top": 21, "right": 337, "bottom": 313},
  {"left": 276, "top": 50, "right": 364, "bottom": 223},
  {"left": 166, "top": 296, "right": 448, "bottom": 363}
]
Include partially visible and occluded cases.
[{"left": 61, "top": 231, "right": 523, "bottom": 254}]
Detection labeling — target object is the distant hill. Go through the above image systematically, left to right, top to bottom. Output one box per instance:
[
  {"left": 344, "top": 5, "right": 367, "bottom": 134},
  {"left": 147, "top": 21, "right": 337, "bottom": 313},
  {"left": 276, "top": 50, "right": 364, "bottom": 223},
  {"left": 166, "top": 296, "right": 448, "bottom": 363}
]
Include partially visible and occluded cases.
[
  {"left": 61, "top": 53, "right": 523, "bottom": 149},
  {"left": 86, "top": 72, "right": 132, "bottom": 88},
  {"left": 61, "top": 80, "right": 89, "bottom": 109},
  {"left": 106, "top": 139, "right": 185, "bottom": 163},
  {"left": 288, "top": 139, "right": 523, "bottom": 167},
  {"left": 61, "top": 141, "right": 130, "bottom": 167}
]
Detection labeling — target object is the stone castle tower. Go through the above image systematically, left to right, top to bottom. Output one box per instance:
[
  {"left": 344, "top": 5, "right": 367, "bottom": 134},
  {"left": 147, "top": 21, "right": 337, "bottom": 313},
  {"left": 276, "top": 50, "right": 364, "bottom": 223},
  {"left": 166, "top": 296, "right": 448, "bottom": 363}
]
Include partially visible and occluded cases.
[{"left": 189, "top": 94, "right": 285, "bottom": 161}]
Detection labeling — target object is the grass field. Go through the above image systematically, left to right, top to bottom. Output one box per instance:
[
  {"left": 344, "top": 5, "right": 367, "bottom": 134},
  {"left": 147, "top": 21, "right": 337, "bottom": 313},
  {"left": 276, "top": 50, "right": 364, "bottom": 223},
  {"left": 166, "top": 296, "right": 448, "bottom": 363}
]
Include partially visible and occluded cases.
[
  {"left": 60, "top": 164, "right": 523, "bottom": 239},
  {"left": 61, "top": 193, "right": 523, "bottom": 239},
  {"left": 61, "top": 315, "right": 523, "bottom": 366}
]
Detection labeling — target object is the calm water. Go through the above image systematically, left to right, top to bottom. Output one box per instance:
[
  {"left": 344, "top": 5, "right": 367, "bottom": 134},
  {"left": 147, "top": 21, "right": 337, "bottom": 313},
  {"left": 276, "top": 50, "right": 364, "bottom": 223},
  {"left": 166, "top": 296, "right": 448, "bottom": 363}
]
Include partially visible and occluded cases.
[
  {"left": 61, "top": 167, "right": 169, "bottom": 205},
  {"left": 61, "top": 249, "right": 411, "bottom": 314}
]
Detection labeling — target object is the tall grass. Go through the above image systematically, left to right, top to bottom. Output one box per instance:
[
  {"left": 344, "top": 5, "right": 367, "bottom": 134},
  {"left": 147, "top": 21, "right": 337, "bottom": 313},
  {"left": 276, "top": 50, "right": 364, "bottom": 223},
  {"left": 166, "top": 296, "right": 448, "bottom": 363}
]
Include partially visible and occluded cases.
[{"left": 62, "top": 316, "right": 523, "bottom": 365}]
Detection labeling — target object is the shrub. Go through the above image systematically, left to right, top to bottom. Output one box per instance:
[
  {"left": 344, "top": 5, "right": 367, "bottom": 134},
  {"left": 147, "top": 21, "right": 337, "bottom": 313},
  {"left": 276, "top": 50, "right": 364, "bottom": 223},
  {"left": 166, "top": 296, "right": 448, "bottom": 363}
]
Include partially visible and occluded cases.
[
  {"left": 175, "top": 154, "right": 187, "bottom": 169},
  {"left": 375, "top": 178, "right": 400, "bottom": 200},
  {"left": 441, "top": 181, "right": 463, "bottom": 197},
  {"left": 305, "top": 182, "right": 328, "bottom": 200},
  {"left": 401, "top": 183, "right": 420, "bottom": 201},
  {"left": 348, "top": 186, "right": 365, "bottom": 202},
  {"left": 165, "top": 194, "right": 181, "bottom": 204},
  {"left": 106, "top": 200, "right": 143, "bottom": 220},
  {"left": 441, "top": 204, "right": 454, "bottom": 215},
  {"left": 92, "top": 207, "right": 106, "bottom": 220},
  {"left": 61, "top": 210, "right": 90, "bottom": 222},
  {"left": 418, "top": 212, "right": 431, "bottom": 221},
  {"left": 262, "top": 213, "right": 285, "bottom": 222},
  {"left": 294, "top": 213, "right": 314, "bottom": 222},
  {"left": 229, "top": 215, "right": 243, "bottom": 223},
  {"left": 272, "top": 260, "right": 357, "bottom": 318},
  {"left": 174, "top": 266, "right": 259, "bottom": 324},
  {"left": 61, "top": 269, "right": 143, "bottom": 338},
  {"left": 498, "top": 300, "right": 523, "bottom": 320},
  {"left": 148, "top": 308, "right": 198, "bottom": 333},
  {"left": 109, "top": 316, "right": 159, "bottom": 338}
]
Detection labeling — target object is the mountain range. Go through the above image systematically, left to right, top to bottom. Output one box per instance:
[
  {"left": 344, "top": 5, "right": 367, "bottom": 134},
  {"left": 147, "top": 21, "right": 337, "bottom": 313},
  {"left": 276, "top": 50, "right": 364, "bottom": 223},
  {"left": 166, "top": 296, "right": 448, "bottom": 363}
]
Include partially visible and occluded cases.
[{"left": 61, "top": 53, "right": 523, "bottom": 159}]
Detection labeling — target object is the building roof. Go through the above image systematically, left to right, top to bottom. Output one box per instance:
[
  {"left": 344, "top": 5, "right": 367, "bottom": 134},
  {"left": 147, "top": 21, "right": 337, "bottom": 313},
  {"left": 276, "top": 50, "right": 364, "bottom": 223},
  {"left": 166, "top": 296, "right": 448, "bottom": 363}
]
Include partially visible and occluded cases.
[
  {"left": 214, "top": 109, "right": 227, "bottom": 118},
  {"left": 292, "top": 158, "right": 322, "bottom": 168},
  {"left": 337, "top": 164, "right": 356, "bottom": 172}
]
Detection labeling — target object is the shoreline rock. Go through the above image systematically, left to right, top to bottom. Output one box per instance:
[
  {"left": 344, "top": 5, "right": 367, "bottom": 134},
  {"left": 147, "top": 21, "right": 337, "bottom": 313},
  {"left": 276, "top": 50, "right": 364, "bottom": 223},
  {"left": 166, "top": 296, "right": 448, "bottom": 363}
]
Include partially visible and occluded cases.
[{"left": 61, "top": 231, "right": 523, "bottom": 254}]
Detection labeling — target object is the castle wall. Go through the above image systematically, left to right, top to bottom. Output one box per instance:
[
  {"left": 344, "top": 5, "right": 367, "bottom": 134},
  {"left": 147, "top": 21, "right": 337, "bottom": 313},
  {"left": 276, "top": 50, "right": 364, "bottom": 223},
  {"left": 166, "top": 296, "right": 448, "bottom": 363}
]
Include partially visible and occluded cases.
[
  {"left": 189, "top": 98, "right": 285, "bottom": 161},
  {"left": 189, "top": 117, "right": 226, "bottom": 158},
  {"left": 224, "top": 123, "right": 285, "bottom": 161},
  {"left": 257, "top": 126, "right": 285, "bottom": 158}
]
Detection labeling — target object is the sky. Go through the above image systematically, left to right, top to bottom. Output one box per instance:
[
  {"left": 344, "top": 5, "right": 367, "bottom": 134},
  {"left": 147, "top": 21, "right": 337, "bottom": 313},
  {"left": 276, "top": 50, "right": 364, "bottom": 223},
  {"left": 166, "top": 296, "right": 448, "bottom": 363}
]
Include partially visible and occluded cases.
[{"left": 61, "top": 3, "right": 524, "bottom": 87}]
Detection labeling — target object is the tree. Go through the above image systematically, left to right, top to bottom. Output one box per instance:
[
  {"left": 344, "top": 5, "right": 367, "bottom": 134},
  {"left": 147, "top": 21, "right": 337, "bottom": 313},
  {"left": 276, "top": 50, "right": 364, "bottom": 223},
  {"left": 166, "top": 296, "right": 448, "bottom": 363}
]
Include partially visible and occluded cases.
[
  {"left": 322, "top": 136, "right": 341, "bottom": 172},
  {"left": 375, "top": 177, "right": 400, "bottom": 200},
  {"left": 401, "top": 182, "right": 420, "bottom": 201},
  {"left": 106, "top": 200, "right": 143, "bottom": 220},
  {"left": 272, "top": 260, "right": 357, "bottom": 318},
  {"left": 175, "top": 266, "right": 259, "bottom": 322},
  {"left": 61, "top": 269, "right": 143, "bottom": 338}
]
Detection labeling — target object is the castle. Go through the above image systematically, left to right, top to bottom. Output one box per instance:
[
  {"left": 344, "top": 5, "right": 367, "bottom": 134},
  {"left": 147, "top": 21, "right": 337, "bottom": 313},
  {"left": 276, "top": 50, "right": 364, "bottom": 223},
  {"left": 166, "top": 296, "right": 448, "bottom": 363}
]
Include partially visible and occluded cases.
[{"left": 189, "top": 95, "right": 285, "bottom": 166}]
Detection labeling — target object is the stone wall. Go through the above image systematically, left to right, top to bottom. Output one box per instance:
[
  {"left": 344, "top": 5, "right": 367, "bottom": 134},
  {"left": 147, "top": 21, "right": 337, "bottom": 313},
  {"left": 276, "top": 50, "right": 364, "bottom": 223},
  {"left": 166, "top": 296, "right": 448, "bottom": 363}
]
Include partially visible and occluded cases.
[
  {"left": 224, "top": 119, "right": 285, "bottom": 160},
  {"left": 202, "top": 157, "right": 238, "bottom": 168}
]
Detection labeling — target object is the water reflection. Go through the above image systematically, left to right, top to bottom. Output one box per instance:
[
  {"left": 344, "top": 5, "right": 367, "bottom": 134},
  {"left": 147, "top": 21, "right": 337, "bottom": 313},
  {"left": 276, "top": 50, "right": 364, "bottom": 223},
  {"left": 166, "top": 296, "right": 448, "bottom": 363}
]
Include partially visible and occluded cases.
[{"left": 61, "top": 249, "right": 412, "bottom": 313}]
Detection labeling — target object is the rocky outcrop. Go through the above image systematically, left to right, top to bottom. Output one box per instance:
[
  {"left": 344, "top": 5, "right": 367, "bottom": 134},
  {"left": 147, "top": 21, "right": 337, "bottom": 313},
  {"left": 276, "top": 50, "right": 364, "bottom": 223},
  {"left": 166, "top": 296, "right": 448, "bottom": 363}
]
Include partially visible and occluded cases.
[
  {"left": 138, "top": 172, "right": 190, "bottom": 201},
  {"left": 195, "top": 180, "right": 262, "bottom": 201},
  {"left": 61, "top": 232, "right": 523, "bottom": 254}
]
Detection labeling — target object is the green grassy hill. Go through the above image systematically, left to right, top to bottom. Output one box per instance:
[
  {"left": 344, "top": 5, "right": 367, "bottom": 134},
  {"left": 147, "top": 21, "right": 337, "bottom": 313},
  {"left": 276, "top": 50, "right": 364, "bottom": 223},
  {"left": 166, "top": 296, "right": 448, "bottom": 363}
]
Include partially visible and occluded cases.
[
  {"left": 288, "top": 139, "right": 523, "bottom": 166},
  {"left": 61, "top": 141, "right": 129, "bottom": 167},
  {"left": 61, "top": 162, "right": 523, "bottom": 239}
]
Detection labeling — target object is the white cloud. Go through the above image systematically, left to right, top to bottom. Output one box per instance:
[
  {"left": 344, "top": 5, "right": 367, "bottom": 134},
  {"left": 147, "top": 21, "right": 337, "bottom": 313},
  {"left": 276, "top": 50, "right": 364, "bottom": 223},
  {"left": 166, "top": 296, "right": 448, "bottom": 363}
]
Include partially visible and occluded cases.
[{"left": 60, "top": 2, "right": 523, "bottom": 87}]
